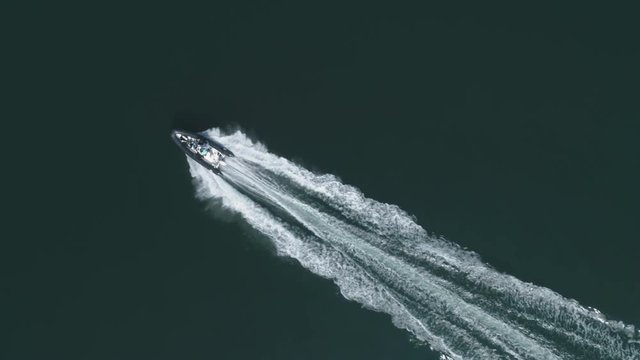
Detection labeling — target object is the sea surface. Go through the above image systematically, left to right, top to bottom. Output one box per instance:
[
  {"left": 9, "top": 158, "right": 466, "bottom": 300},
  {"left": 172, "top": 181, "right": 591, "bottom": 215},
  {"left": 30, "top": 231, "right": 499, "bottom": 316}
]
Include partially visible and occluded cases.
[{"left": 4, "top": 2, "right": 639, "bottom": 359}]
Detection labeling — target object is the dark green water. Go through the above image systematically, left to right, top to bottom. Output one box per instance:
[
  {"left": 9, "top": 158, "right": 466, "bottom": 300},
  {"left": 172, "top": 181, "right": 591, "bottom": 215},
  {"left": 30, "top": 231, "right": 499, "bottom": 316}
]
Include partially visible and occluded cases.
[{"left": 5, "top": 3, "right": 639, "bottom": 359}]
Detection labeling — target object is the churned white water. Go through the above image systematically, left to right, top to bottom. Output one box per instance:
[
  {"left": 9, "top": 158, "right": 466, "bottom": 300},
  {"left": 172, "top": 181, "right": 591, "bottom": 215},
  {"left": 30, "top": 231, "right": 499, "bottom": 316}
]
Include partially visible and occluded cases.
[{"left": 186, "top": 128, "right": 639, "bottom": 360}]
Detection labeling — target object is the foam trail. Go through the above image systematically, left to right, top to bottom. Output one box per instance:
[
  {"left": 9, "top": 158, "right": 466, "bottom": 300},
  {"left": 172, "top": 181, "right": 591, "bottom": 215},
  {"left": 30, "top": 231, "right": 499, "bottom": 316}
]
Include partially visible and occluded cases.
[{"left": 187, "top": 128, "right": 639, "bottom": 360}]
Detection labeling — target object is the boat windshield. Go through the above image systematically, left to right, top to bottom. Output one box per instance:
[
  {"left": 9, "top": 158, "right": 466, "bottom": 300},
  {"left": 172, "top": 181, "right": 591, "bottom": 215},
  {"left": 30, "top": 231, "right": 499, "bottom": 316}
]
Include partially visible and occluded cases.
[{"left": 198, "top": 145, "right": 210, "bottom": 156}]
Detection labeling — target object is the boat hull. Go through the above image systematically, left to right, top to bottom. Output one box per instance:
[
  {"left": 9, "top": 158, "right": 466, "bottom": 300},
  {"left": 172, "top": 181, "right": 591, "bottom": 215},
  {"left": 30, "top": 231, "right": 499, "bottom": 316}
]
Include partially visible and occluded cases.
[{"left": 171, "top": 130, "right": 234, "bottom": 175}]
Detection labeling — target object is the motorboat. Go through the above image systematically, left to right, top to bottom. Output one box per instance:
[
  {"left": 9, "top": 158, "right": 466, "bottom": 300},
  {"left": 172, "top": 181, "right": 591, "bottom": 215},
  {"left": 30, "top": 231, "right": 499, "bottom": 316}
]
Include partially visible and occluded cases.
[{"left": 171, "top": 130, "right": 234, "bottom": 174}]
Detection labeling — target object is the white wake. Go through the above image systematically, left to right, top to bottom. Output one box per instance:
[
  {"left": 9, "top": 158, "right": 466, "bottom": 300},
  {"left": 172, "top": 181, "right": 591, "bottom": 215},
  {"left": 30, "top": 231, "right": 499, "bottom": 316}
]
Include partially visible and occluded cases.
[{"left": 186, "top": 128, "right": 639, "bottom": 360}]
